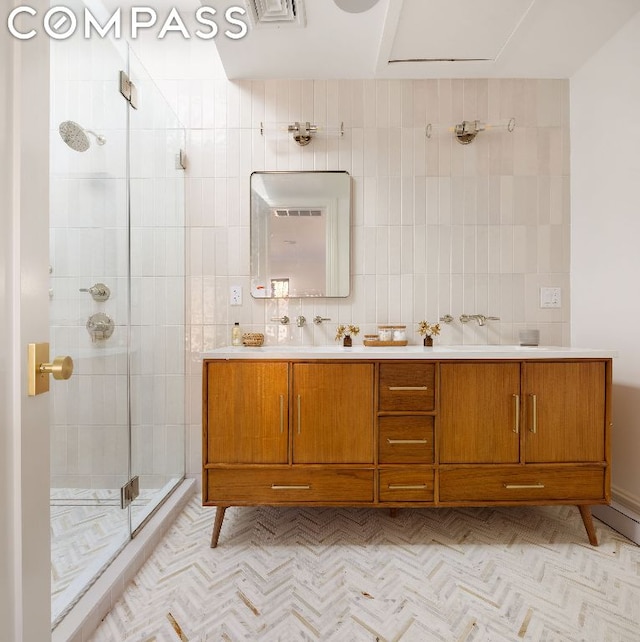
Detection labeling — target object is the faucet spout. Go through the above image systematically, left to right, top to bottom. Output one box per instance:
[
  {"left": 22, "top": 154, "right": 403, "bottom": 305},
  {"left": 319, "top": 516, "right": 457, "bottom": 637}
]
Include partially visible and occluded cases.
[{"left": 459, "top": 314, "right": 499, "bottom": 327}]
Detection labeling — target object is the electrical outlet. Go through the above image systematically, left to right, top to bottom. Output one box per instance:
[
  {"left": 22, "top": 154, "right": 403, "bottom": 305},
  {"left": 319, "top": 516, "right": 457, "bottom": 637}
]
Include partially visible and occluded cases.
[
  {"left": 230, "top": 285, "right": 242, "bottom": 306},
  {"left": 540, "top": 287, "right": 561, "bottom": 309}
]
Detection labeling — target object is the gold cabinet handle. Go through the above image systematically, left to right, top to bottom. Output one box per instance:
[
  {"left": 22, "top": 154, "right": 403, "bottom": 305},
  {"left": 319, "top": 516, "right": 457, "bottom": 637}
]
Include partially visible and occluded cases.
[
  {"left": 388, "top": 386, "right": 428, "bottom": 391},
  {"left": 279, "top": 394, "right": 284, "bottom": 433},
  {"left": 297, "top": 394, "right": 301, "bottom": 434},
  {"left": 513, "top": 394, "right": 520, "bottom": 433},
  {"left": 529, "top": 394, "right": 537, "bottom": 433},
  {"left": 387, "top": 439, "right": 428, "bottom": 445},
  {"left": 503, "top": 483, "right": 545, "bottom": 489},
  {"left": 271, "top": 484, "right": 310, "bottom": 490},
  {"left": 388, "top": 484, "right": 427, "bottom": 490}
]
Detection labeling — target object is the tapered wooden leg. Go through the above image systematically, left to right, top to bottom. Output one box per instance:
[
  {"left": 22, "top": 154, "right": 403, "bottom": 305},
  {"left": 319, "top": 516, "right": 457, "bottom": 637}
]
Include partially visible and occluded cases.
[
  {"left": 210, "top": 505, "right": 228, "bottom": 548},
  {"left": 578, "top": 505, "right": 598, "bottom": 546},
  {"left": 389, "top": 508, "right": 398, "bottom": 518}
]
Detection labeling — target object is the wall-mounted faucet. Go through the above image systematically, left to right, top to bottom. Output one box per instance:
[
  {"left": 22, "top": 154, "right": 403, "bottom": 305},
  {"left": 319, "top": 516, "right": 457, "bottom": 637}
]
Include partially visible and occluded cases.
[
  {"left": 459, "top": 314, "right": 500, "bottom": 327},
  {"left": 271, "top": 315, "right": 290, "bottom": 325},
  {"left": 296, "top": 316, "right": 306, "bottom": 327},
  {"left": 313, "top": 316, "right": 331, "bottom": 325}
]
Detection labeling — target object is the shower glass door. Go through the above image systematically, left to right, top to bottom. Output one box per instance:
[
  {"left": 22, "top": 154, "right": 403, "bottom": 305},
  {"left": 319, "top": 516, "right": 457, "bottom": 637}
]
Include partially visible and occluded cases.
[
  {"left": 49, "top": 25, "right": 131, "bottom": 626},
  {"left": 128, "top": 49, "right": 186, "bottom": 534}
]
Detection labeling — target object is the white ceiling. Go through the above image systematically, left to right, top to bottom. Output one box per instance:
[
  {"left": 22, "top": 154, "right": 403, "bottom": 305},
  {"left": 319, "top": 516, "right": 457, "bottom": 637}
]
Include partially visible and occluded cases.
[{"left": 214, "top": 0, "right": 640, "bottom": 79}]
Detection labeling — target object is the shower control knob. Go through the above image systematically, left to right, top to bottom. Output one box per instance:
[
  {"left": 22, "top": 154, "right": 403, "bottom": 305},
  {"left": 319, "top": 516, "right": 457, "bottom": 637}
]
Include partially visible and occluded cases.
[{"left": 80, "top": 282, "right": 110, "bottom": 302}]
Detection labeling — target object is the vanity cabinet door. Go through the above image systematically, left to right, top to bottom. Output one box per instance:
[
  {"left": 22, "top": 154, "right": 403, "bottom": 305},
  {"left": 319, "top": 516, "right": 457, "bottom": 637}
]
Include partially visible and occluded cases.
[
  {"left": 205, "top": 360, "right": 289, "bottom": 464},
  {"left": 523, "top": 361, "right": 606, "bottom": 463},
  {"left": 440, "top": 362, "right": 521, "bottom": 464},
  {"left": 292, "top": 363, "right": 374, "bottom": 464}
]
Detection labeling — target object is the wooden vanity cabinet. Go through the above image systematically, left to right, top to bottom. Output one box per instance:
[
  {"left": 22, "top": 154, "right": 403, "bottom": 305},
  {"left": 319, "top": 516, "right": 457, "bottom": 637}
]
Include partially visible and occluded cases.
[
  {"left": 204, "top": 356, "right": 611, "bottom": 548},
  {"left": 203, "top": 359, "right": 375, "bottom": 547},
  {"left": 204, "top": 360, "right": 288, "bottom": 464},
  {"left": 438, "top": 360, "right": 610, "bottom": 546},
  {"left": 439, "top": 362, "right": 520, "bottom": 464},
  {"left": 292, "top": 363, "right": 374, "bottom": 464}
]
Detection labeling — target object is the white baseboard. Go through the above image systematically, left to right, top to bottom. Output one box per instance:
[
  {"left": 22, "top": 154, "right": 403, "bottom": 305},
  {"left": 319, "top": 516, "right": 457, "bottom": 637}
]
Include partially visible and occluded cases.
[{"left": 593, "top": 501, "right": 640, "bottom": 546}]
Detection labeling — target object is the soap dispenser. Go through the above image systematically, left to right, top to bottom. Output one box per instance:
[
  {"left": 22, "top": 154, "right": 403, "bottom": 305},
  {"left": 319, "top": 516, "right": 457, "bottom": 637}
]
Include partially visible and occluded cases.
[{"left": 231, "top": 322, "right": 242, "bottom": 346}]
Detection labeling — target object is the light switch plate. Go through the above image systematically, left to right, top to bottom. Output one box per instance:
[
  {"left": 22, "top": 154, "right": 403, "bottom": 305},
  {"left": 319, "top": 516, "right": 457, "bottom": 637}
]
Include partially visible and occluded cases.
[
  {"left": 230, "top": 285, "right": 242, "bottom": 306},
  {"left": 540, "top": 287, "right": 561, "bottom": 308}
]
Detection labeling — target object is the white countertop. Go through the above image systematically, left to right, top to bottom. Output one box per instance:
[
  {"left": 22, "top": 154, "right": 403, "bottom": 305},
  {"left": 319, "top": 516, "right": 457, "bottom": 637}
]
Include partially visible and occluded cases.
[{"left": 201, "top": 345, "right": 617, "bottom": 360}]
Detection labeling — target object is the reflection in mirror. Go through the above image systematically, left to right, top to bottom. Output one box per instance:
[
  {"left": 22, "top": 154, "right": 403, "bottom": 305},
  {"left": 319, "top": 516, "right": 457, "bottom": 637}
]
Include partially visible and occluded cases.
[{"left": 250, "top": 171, "right": 351, "bottom": 298}]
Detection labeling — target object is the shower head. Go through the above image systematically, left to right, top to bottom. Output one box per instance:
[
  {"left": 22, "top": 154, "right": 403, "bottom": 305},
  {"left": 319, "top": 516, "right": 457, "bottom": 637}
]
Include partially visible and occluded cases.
[{"left": 58, "top": 120, "right": 106, "bottom": 152}]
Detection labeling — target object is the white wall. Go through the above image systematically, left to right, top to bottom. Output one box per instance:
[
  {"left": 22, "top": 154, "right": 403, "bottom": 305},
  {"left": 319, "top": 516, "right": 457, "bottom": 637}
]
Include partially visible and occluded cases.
[{"left": 571, "top": 12, "right": 640, "bottom": 518}]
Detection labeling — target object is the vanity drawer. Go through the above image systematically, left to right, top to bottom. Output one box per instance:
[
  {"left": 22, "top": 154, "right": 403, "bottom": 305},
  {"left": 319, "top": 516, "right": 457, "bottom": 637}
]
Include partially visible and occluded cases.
[
  {"left": 379, "top": 363, "right": 435, "bottom": 411},
  {"left": 379, "top": 416, "right": 434, "bottom": 463},
  {"left": 439, "top": 466, "right": 606, "bottom": 502},
  {"left": 205, "top": 468, "right": 374, "bottom": 504},
  {"left": 379, "top": 468, "right": 434, "bottom": 502}
]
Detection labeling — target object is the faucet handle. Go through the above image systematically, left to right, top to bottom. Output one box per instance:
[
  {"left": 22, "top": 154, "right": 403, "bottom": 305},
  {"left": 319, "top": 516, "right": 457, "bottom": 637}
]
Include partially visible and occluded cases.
[
  {"left": 80, "top": 282, "right": 110, "bottom": 302},
  {"left": 271, "top": 315, "right": 290, "bottom": 325},
  {"left": 313, "top": 316, "right": 331, "bottom": 325}
]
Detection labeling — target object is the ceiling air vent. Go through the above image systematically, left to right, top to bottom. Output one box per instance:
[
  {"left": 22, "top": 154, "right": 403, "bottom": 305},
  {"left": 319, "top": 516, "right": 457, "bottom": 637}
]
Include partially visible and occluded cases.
[
  {"left": 245, "top": 0, "right": 306, "bottom": 28},
  {"left": 274, "top": 208, "right": 322, "bottom": 217}
]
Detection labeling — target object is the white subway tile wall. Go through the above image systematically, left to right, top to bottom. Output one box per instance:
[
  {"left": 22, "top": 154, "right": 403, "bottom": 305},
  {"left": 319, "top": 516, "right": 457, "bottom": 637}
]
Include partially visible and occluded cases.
[
  {"left": 49, "top": 38, "right": 186, "bottom": 494},
  {"left": 180, "top": 77, "right": 570, "bottom": 480}
]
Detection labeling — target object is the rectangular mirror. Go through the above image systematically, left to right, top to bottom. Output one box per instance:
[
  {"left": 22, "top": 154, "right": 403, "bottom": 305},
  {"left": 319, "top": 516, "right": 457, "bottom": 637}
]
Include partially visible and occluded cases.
[{"left": 250, "top": 171, "right": 351, "bottom": 298}]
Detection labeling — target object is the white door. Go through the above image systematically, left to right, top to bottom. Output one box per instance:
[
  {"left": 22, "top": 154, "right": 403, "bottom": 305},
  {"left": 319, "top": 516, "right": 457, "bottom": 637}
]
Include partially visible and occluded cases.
[{"left": 0, "top": 23, "right": 54, "bottom": 642}]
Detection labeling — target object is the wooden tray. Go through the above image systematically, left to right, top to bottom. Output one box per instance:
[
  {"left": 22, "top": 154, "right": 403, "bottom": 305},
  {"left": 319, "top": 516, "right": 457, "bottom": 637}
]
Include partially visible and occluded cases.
[{"left": 363, "top": 340, "right": 408, "bottom": 347}]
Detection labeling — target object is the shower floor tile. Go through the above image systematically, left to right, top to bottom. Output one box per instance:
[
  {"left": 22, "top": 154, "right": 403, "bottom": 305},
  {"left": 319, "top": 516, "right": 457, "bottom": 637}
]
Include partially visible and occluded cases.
[{"left": 51, "top": 487, "right": 156, "bottom": 625}]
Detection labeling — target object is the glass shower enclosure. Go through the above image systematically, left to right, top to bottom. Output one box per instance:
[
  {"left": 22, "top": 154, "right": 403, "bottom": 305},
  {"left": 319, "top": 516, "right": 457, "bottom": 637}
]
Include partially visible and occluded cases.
[{"left": 49, "top": 19, "right": 185, "bottom": 627}]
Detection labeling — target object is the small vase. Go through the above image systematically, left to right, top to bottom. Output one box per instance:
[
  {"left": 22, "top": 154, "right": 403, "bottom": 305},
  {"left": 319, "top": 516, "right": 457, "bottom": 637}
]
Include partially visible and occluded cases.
[
  {"left": 343, "top": 335, "right": 352, "bottom": 347},
  {"left": 423, "top": 336, "right": 433, "bottom": 347}
]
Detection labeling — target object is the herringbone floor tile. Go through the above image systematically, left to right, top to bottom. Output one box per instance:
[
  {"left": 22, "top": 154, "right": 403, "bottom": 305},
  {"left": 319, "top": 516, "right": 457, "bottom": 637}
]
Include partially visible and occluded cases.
[{"left": 89, "top": 497, "right": 640, "bottom": 641}]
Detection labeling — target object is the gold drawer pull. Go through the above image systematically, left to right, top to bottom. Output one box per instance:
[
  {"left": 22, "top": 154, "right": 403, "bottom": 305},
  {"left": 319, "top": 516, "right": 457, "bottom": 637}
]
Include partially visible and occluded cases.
[
  {"left": 388, "top": 386, "right": 428, "bottom": 391},
  {"left": 529, "top": 393, "right": 538, "bottom": 433},
  {"left": 279, "top": 394, "right": 284, "bottom": 434},
  {"left": 513, "top": 394, "right": 520, "bottom": 434},
  {"left": 387, "top": 439, "right": 428, "bottom": 445},
  {"left": 503, "top": 483, "right": 545, "bottom": 490},
  {"left": 271, "top": 484, "right": 311, "bottom": 490},
  {"left": 388, "top": 484, "right": 427, "bottom": 490}
]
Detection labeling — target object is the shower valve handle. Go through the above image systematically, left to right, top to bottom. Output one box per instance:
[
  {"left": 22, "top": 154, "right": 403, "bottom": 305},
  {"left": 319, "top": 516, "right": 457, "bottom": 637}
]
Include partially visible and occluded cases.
[{"left": 80, "top": 283, "right": 110, "bottom": 302}]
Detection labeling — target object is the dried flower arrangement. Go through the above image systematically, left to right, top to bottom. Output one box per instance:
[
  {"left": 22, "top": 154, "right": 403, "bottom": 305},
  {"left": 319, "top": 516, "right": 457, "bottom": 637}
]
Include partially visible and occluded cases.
[
  {"left": 417, "top": 321, "right": 441, "bottom": 347},
  {"left": 335, "top": 324, "right": 360, "bottom": 346},
  {"left": 335, "top": 324, "right": 360, "bottom": 341}
]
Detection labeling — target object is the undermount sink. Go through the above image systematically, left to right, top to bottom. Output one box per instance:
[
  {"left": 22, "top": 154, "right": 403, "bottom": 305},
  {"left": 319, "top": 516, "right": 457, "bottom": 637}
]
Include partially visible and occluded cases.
[{"left": 440, "top": 344, "right": 556, "bottom": 351}]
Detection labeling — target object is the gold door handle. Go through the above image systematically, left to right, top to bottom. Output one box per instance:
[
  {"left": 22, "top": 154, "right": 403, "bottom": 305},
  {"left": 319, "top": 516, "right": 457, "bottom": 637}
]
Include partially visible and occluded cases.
[
  {"left": 28, "top": 343, "right": 74, "bottom": 396},
  {"left": 40, "top": 356, "right": 73, "bottom": 380},
  {"left": 297, "top": 394, "right": 301, "bottom": 435},
  {"left": 513, "top": 394, "right": 520, "bottom": 434},
  {"left": 529, "top": 394, "right": 537, "bottom": 433},
  {"left": 387, "top": 439, "right": 428, "bottom": 445}
]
